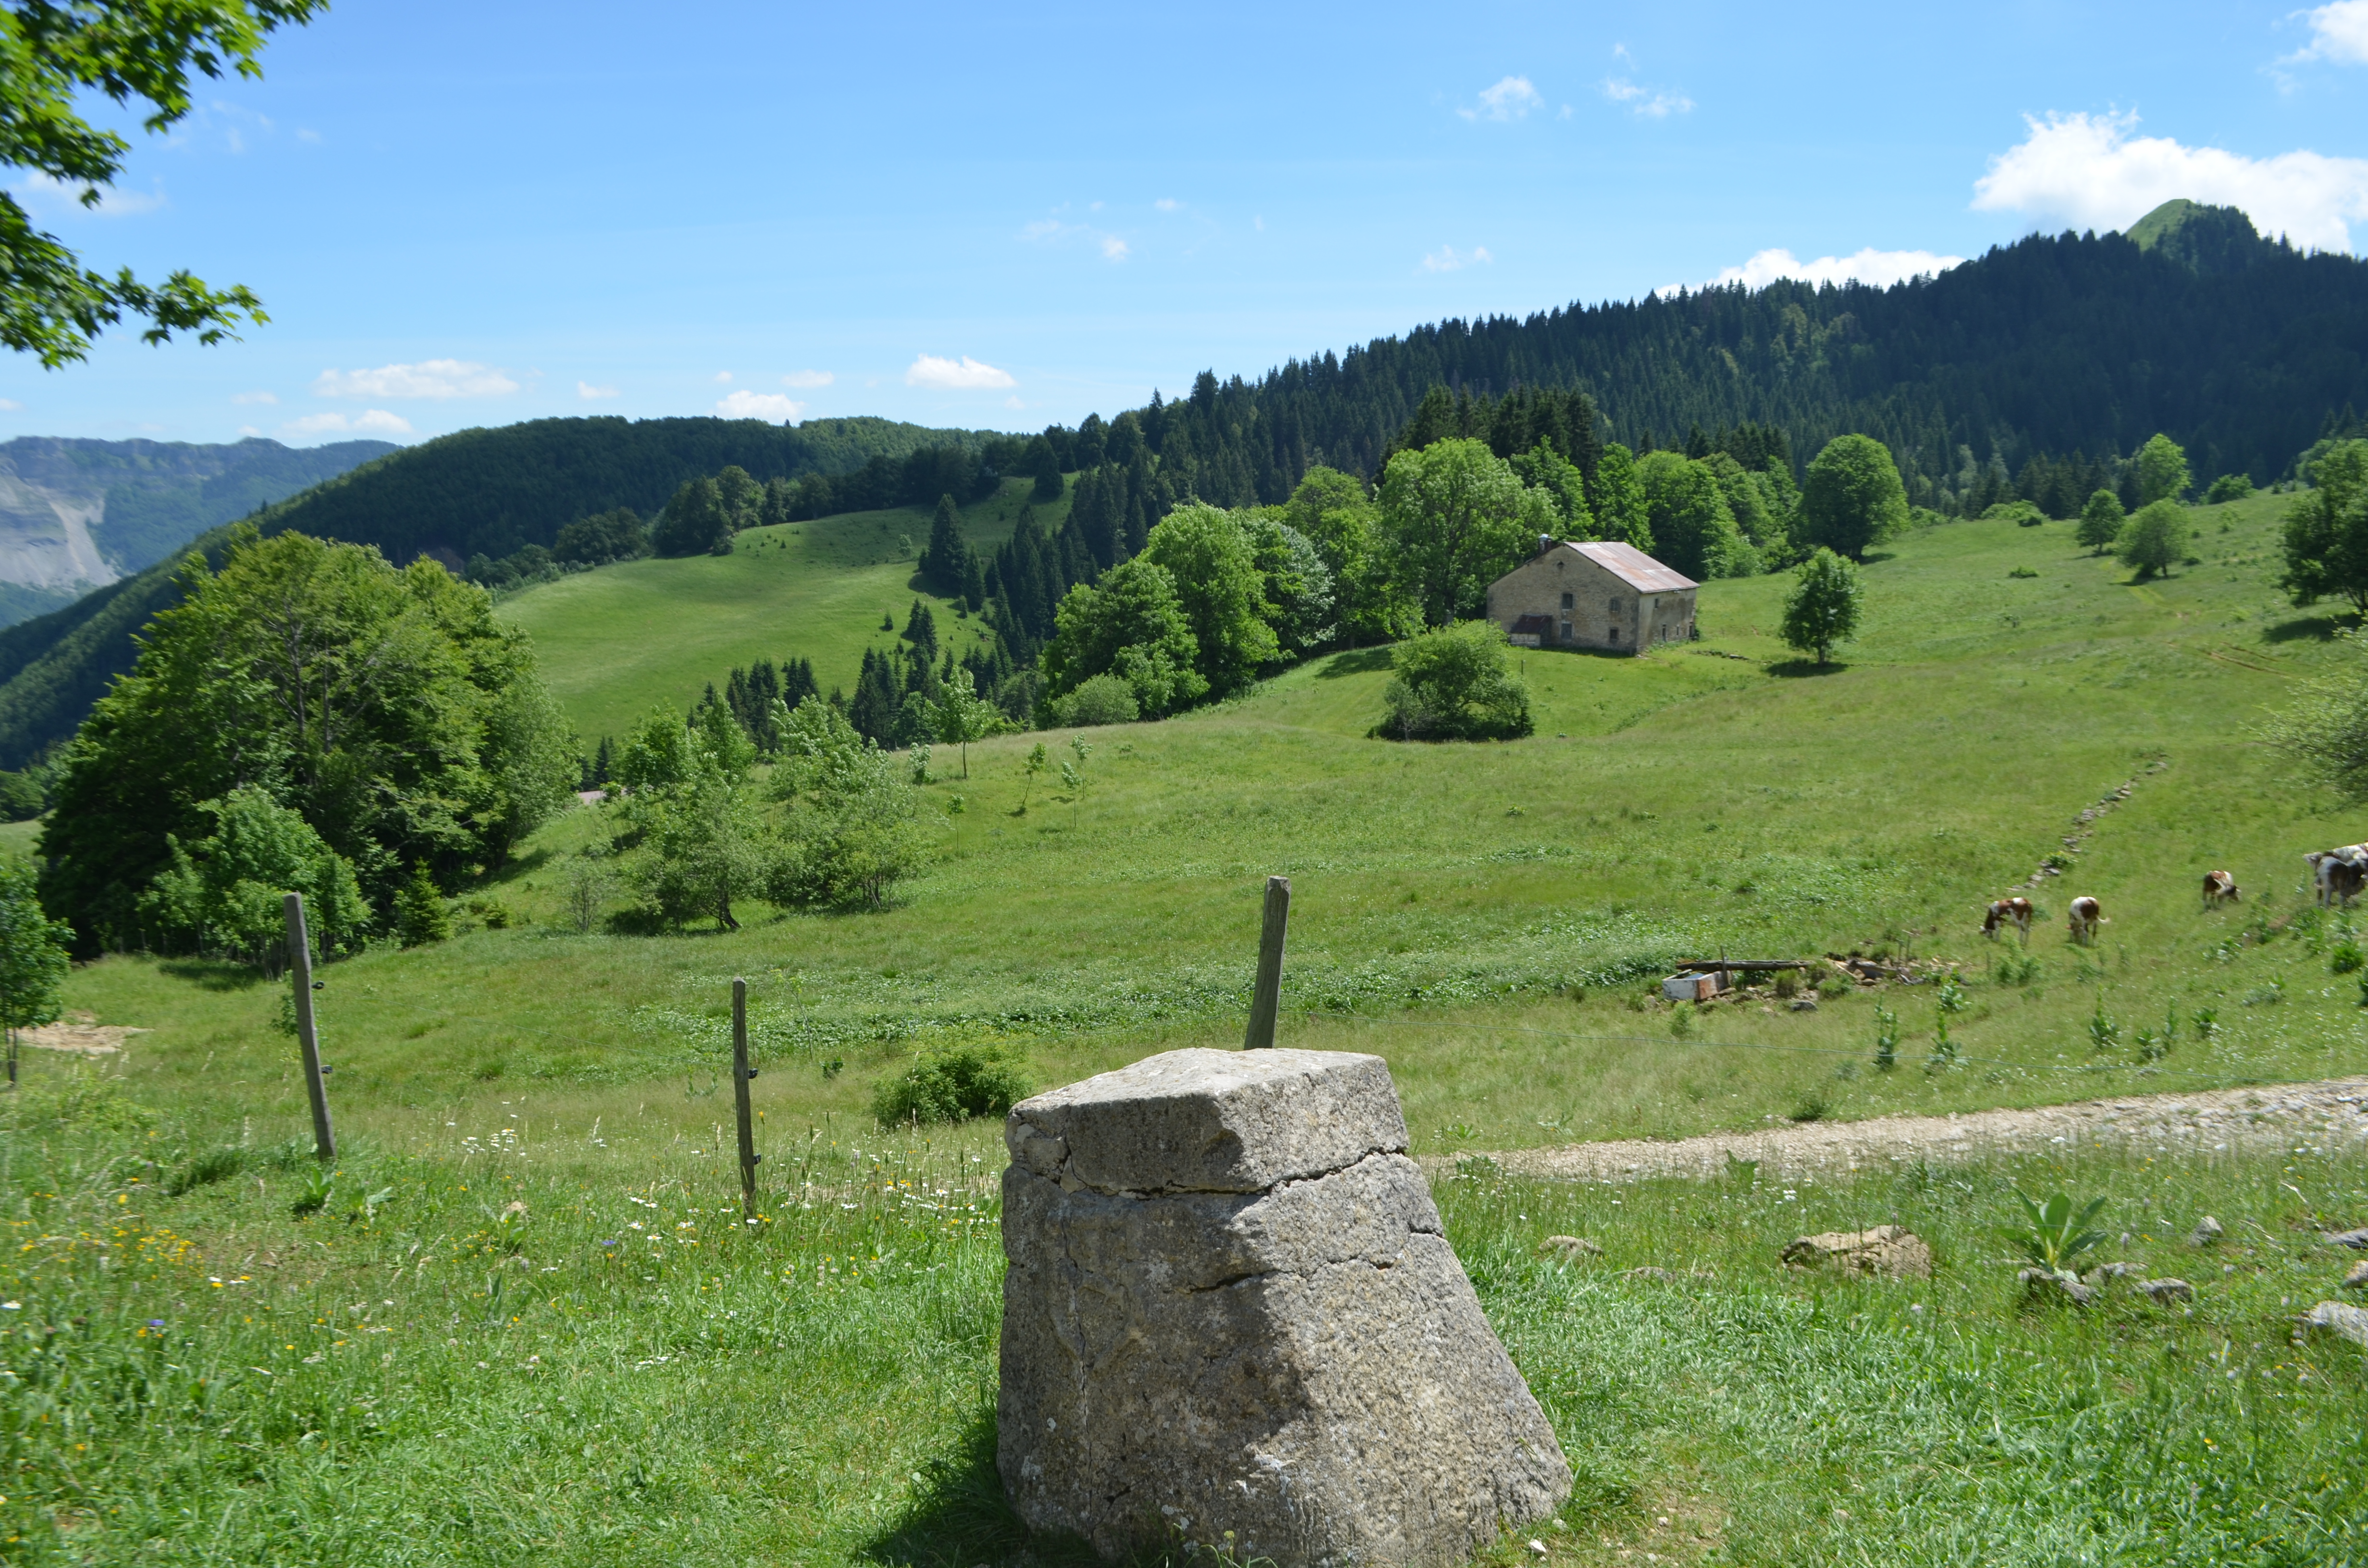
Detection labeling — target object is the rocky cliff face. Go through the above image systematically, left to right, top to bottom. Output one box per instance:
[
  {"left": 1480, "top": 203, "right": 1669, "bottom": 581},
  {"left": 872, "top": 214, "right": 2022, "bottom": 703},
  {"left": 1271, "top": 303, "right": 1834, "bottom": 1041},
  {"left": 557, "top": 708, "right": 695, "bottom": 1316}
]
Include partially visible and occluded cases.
[{"left": 0, "top": 437, "right": 395, "bottom": 618}]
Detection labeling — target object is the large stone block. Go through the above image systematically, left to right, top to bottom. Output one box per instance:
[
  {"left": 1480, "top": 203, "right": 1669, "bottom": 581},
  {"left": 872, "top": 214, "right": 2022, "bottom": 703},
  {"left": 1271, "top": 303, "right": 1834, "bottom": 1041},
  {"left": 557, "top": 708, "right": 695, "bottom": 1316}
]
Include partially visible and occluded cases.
[{"left": 998, "top": 1048, "right": 1569, "bottom": 1566}]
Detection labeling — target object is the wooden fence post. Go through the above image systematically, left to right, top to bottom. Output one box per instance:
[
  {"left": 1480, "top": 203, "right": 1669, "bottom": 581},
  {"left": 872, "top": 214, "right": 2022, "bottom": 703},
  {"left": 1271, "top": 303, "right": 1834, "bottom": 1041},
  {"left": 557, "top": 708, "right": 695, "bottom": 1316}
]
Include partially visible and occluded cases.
[
  {"left": 1244, "top": 875, "right": 1291, "bottom": 1051},
  {"left": 282, "top": 893, "right": 336, "bottom": 1163},
  {"left": 732, "top": 977, "right": 759, "bottom": 1221}
]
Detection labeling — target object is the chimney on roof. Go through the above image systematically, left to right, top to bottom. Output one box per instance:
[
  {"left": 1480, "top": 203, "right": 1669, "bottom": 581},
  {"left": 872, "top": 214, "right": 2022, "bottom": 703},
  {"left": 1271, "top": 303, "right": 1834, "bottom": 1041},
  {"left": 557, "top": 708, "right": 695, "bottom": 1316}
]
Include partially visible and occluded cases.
[{"left": 1538, "top": 534, "right": 1556, "bottom": 557}]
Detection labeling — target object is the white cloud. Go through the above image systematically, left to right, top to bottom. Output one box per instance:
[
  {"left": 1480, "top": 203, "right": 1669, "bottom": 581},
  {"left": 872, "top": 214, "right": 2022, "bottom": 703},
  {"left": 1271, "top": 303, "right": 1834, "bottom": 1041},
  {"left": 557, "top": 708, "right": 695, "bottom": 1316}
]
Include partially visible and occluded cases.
[
  {"left": 2289, "top": 0, "right": 2368, "bottom": 64},
  {"left": 1461, "top": 75, "right": 1543, "bottom": 122},
  {"left": 1602, "top": 77, "right": 1692, "bottom": 117},
  {"left": 1972, "top": 110, "right": 2368, "bottom": 252},
  {"left": 297, "top": 128, "right": 322, "bottom": 145},
  {"left": 12, "top": 172, "right": 166, "bottom": 217},
  {"left": 1154, "top": 197, "right": 1181, "bottom": 211},
  {"left": 1022, "top": 215, "right": 1132, "bottom": 262},
  {"left": 1420, "top": 245, "right": 1494, "bottom": 273},
  {"left": 1686, "top": 246, "right": 1968, "bottom": 293},
  {"left": 906, "top": 354, "right": 1016, "bottom": 391},
  {"left": 312, "top": 359, "right": 519, "bottom": 399},
  {"left": 782, "top": 369, "right": 833, "bottom": 388},
  {"left": 714, "top": 370, "right": 733, "bottom": 383},
  {"left": 577, "top": 380, "right": 619, "bottom": 400},
  {"left": 230, "top": 390, "right": 277, "bottom": 405},
  {"left": 715, "top": 390, "right": 805, "bottom": 421},
  {"left": 1004, "top": 395, "right": 1025, "bottom": 409},
  {"left": 0, "top": 398, "right": 22, "bottom": 412},
  {"left": 283, "top": 409, "right": 413, "bottom": 438},
  {"left": 237, "top": 424, "right": 261, "bottom": 437}
]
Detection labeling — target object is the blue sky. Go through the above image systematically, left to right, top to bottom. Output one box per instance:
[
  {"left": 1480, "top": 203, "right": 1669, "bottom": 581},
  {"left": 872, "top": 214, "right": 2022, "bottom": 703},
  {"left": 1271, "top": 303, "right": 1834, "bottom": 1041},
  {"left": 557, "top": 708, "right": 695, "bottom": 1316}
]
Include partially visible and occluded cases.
[{"left": 4, "top": 0, "right": 2366, "bottom": 447}]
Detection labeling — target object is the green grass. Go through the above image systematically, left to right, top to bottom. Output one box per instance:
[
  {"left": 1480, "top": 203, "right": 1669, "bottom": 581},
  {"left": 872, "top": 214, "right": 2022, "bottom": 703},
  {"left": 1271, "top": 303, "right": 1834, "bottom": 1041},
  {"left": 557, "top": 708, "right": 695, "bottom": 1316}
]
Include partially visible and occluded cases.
[
  {"left": 499, "top": 479, "right": 1064, "bottom": 745},
  {"left": 12, "top": 488, "right": 2368, "bottom": 1562},
  {"left": 54, "top": 488, "right": 2368, "bottom": 1159},
  {"left": 3, "top": 1060, "right": 2362, "bottom": 1565}
]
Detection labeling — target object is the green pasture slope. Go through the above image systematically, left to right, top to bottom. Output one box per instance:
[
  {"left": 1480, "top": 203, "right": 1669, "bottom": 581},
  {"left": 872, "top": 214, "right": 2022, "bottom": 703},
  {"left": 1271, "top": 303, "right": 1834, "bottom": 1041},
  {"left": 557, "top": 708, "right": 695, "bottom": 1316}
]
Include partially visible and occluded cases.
[
  {"left": 499, "top": 478, "right": 1061, "bottom": 743},
  {"left": 7, "top": 487, "right": 2368, "bottom": 1564}
]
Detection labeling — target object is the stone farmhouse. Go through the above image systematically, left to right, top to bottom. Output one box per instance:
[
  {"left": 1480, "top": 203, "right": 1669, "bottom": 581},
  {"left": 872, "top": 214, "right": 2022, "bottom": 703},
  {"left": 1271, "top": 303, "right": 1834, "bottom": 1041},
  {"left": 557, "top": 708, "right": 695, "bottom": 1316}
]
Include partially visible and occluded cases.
[{"left": 1483, "top": 538, "right": 1698, "bottom": 654}]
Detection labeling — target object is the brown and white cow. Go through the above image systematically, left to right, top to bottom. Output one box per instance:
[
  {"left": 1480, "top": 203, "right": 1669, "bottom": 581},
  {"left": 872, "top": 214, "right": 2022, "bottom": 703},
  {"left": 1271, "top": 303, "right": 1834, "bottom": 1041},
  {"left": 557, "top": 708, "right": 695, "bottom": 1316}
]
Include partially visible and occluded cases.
[
  {"left": 2308, "top": 846, "right": 2368, "bottom": 907},
  {"left": 2309, "top": 847, "right": 2368, "bottom": 908},
  {"left": 2201, "top": 870, "right": 2240, "bottom": 907},
  {"left": 2067, "top": 895, "right": 2103, "bottom": 943},
  {"left": 1983, "top": 897, "right": 2034, "bottom": 939}
]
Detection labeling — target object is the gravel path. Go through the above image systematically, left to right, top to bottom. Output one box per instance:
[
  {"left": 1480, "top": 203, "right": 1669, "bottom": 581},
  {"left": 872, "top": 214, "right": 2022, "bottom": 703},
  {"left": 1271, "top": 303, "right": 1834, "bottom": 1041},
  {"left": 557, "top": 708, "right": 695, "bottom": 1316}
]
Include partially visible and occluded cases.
[{"left": 1483, "top": 1076, "right": 2368, "bottom": 1183}]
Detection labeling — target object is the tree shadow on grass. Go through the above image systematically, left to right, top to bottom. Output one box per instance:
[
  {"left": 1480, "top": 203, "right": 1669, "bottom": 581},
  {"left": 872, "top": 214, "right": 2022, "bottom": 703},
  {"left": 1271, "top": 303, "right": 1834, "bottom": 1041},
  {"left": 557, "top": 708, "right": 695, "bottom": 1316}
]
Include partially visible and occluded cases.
[
  {"left": 2265, "top": 612, "right": 2355, "bottom": 645},
  {"left": 1314, "top": 646, "right": 1395, "bottom": 679},
  {"left": 1766, "top": 658, "right": 1850, "bottom": 678},
  {"left": 157, "top": 958, "right": 267, "bottom": 992},
  {"left": 860, "top": 1405, "right": 1103, "bottom": 1568}
]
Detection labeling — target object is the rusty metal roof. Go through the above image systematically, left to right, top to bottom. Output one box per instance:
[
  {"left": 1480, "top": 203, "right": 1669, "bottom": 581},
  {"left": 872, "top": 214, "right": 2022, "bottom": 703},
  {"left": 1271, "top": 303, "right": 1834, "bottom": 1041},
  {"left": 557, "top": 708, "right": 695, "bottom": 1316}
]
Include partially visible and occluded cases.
[{"left": 1571, "top": 540, "right": 1697, "bottom": 592}]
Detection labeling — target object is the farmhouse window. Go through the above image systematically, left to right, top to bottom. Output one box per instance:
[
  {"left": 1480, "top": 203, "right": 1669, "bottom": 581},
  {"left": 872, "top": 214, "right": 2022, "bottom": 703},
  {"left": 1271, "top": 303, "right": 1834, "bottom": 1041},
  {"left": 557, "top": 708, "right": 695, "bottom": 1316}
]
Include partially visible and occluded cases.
[
  {"left": 1560, "top": 592, "right": 1574, "bottom": 609},
  {"left": 1608, "top": 598, "right": 1621, "bottom": 613}
]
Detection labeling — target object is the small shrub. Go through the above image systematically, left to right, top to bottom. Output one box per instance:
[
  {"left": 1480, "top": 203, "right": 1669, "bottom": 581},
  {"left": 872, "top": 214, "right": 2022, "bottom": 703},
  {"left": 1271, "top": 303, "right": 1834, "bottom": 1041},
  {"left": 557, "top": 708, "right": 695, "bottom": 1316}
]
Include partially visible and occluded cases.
[
  {"left": 2204, "top": 473, "right": 2253, "bottom": 503},
  {"left": 2008, "top": 565, "right": 2039, "bottom": 579},
  {"left": 1375, "top": 621, "right": 1533, "bottom": 741},
  {"left": 1046, "top": 674, "right": 1140, "bottom": 728},
  {"left": 395, "top": 863, "right": 452, "bottom": 947},
  {"left": 2331, "top": 937, "right": 2364, "bottom": 975},
  {"left": 1774, "top": 969, "right": 1800, "bottom": 999},
  {"left": 1873, "top": 1005, "right": 1899, "bottom": 1070},
  {"left": 872, "top": 1043, "right": 1033, "bottom": 1128}
]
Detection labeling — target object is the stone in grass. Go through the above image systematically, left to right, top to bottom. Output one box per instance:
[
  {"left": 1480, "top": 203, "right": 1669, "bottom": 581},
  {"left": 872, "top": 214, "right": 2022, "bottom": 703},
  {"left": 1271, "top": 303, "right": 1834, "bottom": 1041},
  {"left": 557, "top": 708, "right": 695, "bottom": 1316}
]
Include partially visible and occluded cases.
[
  {"left": 998, "top": 1048, "right": 1570, "bottom": 1568},
  {"left": 2190, "top": 1216, "right": 2223, "bottom": 1247},
  {"left": 1780, "top": 1225, "right": 1933, "bottom": 1279},
  {"left": 2328, "top": 1226, "right": 2368, "bottom": 1249},
  {"left": 1539, "top": 1235, "right": 1603, "bottom": 1259},
  {"left": 2344, "top": 1261, "right": 2368, "bottom": 1292},
  {"left": 2021, "top": 1267, "right": 2097, "bottom": 1307},
  {"left": 2140, "top": 1278, "right": 2194, "bottom": 1304},
  {"left": 2299, "top": 1300, "right": 2368, "bottom": 1348}
]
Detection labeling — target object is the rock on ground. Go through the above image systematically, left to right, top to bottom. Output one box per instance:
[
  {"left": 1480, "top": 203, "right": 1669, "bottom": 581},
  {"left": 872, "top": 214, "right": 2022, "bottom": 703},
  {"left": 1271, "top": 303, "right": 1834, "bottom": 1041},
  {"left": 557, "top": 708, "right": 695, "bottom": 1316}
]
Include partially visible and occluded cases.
[
  {"left": 998, "top": 1048, "right": 1569, "bottom": 1568},
  {"left": 1780, "top": 1225, "right": 1932, "bottom": 1279},
  {"left": 2300, "top": 1300, "right": 2368, "bottom": 1347}
]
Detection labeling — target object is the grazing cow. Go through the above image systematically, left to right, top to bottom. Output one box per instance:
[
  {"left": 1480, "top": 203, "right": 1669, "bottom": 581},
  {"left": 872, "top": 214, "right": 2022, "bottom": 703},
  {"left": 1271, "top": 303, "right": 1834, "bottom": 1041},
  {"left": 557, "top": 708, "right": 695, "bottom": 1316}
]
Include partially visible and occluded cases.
[
  {"left": 2309, "top": 847, "right": 2368, "bottom": 908},
  {"left": 2201, "top": 870, "right": 2240, "bottom": 907},
  {"left": 2067, "top": 895, "right": 2103, "bottom": 943},
  {"left": 1983, "top": 897, "right": 2034, "bottom": 939}
]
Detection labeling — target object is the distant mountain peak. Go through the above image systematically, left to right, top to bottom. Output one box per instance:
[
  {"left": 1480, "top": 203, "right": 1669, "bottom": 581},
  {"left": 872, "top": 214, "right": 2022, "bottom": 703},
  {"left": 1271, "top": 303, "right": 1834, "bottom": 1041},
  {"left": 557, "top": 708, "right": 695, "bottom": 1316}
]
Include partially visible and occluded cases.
[{"left": 2125, "top": 199, "right": 2274, "bottom": 273}]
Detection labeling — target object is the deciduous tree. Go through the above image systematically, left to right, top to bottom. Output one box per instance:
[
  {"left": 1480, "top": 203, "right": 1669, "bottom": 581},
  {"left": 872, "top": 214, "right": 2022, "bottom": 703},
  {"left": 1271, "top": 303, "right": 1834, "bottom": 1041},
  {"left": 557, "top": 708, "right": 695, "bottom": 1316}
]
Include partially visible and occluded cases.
[
  {"left": 1, "top": 0, "right": 320, "bottom": 366},
  {"left": 2134, "top": 433, "right": 2192, "bottom": 506},
  {"left": 1799, "top": 435, "right": 1909, "bottom": 560},
  {"left": 1376, "top": 439, "right": 1554, "bottom": 627},
  {"left": 2279, "top": 439, "right": 2368, "bottom": 614},
  {"left": 2075, "top": 489, "right": 2126, "bottom": 554},
  {"left": 2117, "top": 499, "right": 2190, "bottom": 580},
  {"left": 1778, "top": 547, "right": 1864, "bottom": 666},
  {"left": 0, "top": 859, "right": 71, "bottom": 1088}
]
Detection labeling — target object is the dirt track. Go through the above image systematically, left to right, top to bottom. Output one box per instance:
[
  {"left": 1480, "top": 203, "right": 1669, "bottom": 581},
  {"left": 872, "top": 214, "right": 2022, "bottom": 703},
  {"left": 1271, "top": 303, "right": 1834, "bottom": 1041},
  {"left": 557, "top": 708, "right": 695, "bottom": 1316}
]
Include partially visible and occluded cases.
[{"left": 1480, "top": 1076, "right": 2368, "bottom": 1182}]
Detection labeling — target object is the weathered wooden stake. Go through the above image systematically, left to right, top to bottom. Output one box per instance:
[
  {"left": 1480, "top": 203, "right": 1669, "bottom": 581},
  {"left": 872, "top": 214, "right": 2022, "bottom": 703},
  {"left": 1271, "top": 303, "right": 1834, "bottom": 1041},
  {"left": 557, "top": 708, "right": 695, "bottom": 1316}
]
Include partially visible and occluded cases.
[
  {"left": 1244, "top": 875, "right": 1291, "bottom": 1051},
  {"left": 282, "top": 892, "right": 336, "bottom": 1163},
  {"left": 732, "top": 977, "right": 760, "bottom": 1221}
]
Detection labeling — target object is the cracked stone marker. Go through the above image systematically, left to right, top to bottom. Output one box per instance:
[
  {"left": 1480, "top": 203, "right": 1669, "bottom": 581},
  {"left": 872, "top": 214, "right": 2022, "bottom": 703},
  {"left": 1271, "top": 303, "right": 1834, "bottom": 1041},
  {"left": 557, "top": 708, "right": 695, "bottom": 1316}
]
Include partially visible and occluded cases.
[{"left": 997, "top": 1048, "right": 1570, "bottom": 1566}]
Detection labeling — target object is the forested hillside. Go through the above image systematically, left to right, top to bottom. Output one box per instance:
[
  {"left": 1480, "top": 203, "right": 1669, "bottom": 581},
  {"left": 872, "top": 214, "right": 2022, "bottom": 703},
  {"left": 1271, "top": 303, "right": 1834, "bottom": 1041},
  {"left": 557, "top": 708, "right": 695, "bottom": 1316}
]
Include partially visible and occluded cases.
[
  {"left": 2, "top": 202, "right": 2362, "bottom": 770},
  {"left": 1087, "top": 205, "right": 2365, "bottom": 513},
  {"left": 259, "top": 414, "right": 996, "bottom": 565},
  {"left": 0, "top": 416, "right": 989, "bottom": 766}
]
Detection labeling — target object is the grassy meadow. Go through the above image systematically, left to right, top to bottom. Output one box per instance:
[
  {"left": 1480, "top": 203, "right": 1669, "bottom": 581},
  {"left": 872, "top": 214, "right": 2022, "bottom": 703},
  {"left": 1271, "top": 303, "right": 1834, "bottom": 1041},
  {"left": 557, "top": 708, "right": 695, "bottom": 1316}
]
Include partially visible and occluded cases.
[
  {"left": 501, "top": 478, "right": 1064, "bottom": 745},
  {"left": 7, "top": 484, "right": 2368, "bottom": 1562}
]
